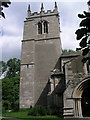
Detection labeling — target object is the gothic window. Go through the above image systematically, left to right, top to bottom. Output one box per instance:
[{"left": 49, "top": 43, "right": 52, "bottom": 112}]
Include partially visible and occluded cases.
[
  {"left": 38, "top": 21, "right": 48, "bottom": 34},
  {"left": 44, "top": 21, "right": 48, "bottom": 33},
  {"left": 38, "top": 22, "right": 42, "bottom": 34}
]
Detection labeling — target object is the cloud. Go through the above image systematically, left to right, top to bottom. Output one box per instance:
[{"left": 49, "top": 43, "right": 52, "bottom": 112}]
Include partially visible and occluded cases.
[
  {"left": 1, "top": 2, "right": 26, "bottom": 61},
  {"left": 59, "top": 2, "right": 87, "bottom": 50},
  {"left": 2, "top": 22, "right": 22, "bottom": 36},
  {"left": 61, "top": 25, "right": 80, "bottom": 50},
  {"left": 1, "top": 35, "right": 21, "bottom": 61}
]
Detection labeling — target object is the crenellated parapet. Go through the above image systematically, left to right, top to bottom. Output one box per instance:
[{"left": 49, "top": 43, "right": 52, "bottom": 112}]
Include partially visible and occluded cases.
[{"left": 27, "top": 2, "right": 59, "bottom": 19}]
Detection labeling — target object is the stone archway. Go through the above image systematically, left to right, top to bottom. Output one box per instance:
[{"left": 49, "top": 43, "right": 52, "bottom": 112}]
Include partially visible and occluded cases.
[{"left": 73, "top": 77, "right": 90, "bottom": 117}]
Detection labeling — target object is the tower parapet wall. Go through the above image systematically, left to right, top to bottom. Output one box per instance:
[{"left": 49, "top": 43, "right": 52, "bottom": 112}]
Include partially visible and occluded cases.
[
  {"left": 27, "top": 2, "right": 58, "bottom": 19},
  {"left": 27, "top": 9, "right": 59, "bottom": 19}
]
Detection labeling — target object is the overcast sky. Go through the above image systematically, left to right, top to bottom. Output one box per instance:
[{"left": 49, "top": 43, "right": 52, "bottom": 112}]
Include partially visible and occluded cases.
[{"left": 0, "top": 0, "right": 88, "bottom": 61}]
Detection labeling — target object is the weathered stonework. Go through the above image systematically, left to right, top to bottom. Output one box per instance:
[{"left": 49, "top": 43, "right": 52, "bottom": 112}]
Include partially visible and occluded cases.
[
  {"left": 20, "top": 3, "right": 62, "bottom": 108},
  {"left": 61, "top": 55, "right": 89, "bottom": 117}
]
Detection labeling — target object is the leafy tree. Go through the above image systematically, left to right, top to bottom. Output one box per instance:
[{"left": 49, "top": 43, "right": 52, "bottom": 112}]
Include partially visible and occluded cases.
[
  {"left": 0, "top": 0, "right": 11, "bottom": 18},
  {"left": 75, "top": 11, "right": 90, "bottom": 63},
  {"left": 62, "top": 49, "right": 80, "bottom": 55},
  {"left": 0, "top": 58, "right": 20, "bottom": 78},
  {"left": 6, "top": 58, "right": 20, "bottom": 78},
  {"left": 0, "top": 61, "right": 7, "bottom": 73},
  {"left": 2, "top": 75, "right": 20, "bottom": 111}
]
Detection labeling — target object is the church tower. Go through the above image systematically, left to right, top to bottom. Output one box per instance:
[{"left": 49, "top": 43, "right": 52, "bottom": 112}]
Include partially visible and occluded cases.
[{"left": 20, "top": 2, "right": 62, "bottom": 108}]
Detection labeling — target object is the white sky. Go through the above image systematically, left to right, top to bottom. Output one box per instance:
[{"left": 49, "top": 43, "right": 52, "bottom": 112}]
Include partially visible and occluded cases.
[{"left": 0, "top": 0, "right": 89, "bottom": 61}]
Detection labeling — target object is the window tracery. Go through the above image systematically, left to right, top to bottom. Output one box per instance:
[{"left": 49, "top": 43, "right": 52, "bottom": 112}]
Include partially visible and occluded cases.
[
  {"left": 38, "top": 20, "right": 48, "bottom": 34},
  {"left": 38, "top": 22, "right": 42, "bottom": 34}
]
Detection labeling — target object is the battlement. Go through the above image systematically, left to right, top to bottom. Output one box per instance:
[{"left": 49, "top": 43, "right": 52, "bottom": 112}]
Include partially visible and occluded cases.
[{"left": 27, "top": 2, "right": 59, "bottom": 19}]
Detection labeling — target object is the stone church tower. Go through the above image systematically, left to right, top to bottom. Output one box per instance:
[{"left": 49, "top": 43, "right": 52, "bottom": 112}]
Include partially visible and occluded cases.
[{"left": 20, "top": 2, "right": 62, "bottom": 108}]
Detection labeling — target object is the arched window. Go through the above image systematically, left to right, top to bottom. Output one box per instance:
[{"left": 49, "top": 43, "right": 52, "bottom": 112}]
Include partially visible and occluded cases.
[
  {"left": 44, "top": 21, "right": 48, "bottom": 33},
  {"left": 38, "top": 22, "right": 42, "bottom": 34}
]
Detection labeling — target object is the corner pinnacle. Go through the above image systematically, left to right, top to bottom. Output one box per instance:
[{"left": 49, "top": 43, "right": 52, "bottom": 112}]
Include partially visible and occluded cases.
[
  {"left": 55, "top": 1, "right": 57, "bottom": 9},
  {"left": 41, "top": 3, "right": 44, "bottom": 12},
  {"left": 27, "top": 4, "right": 31, "bottom": 17},
  {"left": 28, "top": 4, "right": 31, "bottom": 12}
]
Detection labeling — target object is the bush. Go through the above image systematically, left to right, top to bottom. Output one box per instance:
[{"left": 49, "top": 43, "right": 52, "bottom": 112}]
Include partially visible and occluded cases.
[
  {"left": 2, "top": 76, "right": 20, "bottom": 112},
  {"left": 2, "top": 100, "right": 11, "bottom": 110},
  {"left": 13, "top": 100, "right": 19, "bottom": 112},
  {"left": 28, "top": 105, "right": 52, "bottom": 116},
  {"left": 2, "top": 106, "right": 6, "bottom": 113},
  {"left": 39, "top": 106, "right": 47, "bottom": 115},
  {"left": 47, "top": 107, "right": 52, "bottom": 115}
]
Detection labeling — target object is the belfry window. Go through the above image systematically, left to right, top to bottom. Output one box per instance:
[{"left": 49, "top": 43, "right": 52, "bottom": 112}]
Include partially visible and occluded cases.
[
  {"left": 38, "top": 21, "right": 48, "bottom": 34},
  {"left": 44, "top": 21, "right": 48, "bottom": 33},
  {"left": 38, "top": 22, "right": 42, "bottom": 34}
]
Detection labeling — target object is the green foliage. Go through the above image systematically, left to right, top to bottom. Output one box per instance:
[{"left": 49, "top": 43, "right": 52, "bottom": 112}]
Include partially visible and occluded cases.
[
  {"left": 0, "top": 0, "right": 11, "bottom": 18},
  {"left": 75, "top": 11, "right": 90, "bottom": 63},
  {"left": 78, "top": 14, "right": 86, "bottom": 18},
  {"left": 80, "top": 18, "right": 90, "bottom": 28},
  {"left": 75, "top": 28, "right": 87, "bottom": 40},
  {"left": 79, "top": 37, "right": 87, "bottom": 48},
  {"left": 82, "top": 48, "right": 89, "bottom": 56},
  {"left": 62, "top": 49, "right": 79, "bottom": 55},
  {"left": 82, "top": 57, "right": 89, "bottom": 63},
  {"left": 0, "top": 58, "right": 20, "bottom": 78},
  {"left": 1, "top": 58, "right": 20, "bottom": 112},
  {"left": 6, "top": 58, "right": 20, "bottom": 78},
  {"left": 0, "top": 61, "right": 7, "bottom": 73},
  {"left": 2, "top": 75, "right": 20, "bottom": 111},
  {"left": 3, "top": 100, "right": 11, "bottom": 110},
  {"left": 13, "top": 100, "right": 19, "bottom": 112},
  {"left": 28, "top": 105, "right": 52, "bottom": 116},
  {"left": 47, "top": 107, "right": 52, "bottom": 115},
  {"left": 3, "top": 109, "right": 62, "bottom": 120}
]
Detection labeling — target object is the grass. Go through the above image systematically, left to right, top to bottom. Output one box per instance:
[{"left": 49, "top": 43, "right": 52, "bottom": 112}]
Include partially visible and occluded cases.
[{"left": 3, "top": 110, "right": 64, "bottom": 120}]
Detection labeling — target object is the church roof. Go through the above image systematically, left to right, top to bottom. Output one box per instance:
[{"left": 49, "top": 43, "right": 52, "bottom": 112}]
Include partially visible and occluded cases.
[{"left": 60, "top": 54, "right": 80, "bottom": 58}]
